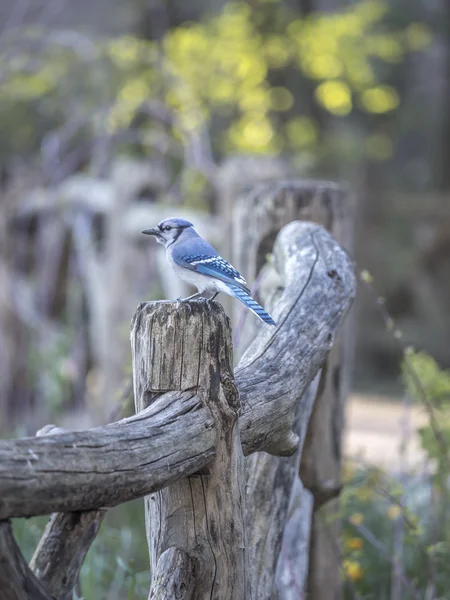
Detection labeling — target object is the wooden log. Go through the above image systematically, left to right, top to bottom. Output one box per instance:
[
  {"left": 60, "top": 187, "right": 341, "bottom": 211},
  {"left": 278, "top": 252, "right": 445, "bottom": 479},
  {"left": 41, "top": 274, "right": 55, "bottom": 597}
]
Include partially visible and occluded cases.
[
  {"left": 233, "top": 180, "right": 355, "bottom": 600},
  {"left": 0, "top": 222, "right": 356, "bottom": 519},
  {"left": 132, "top": 301, "right": 249, "bottom": 600},
  {"left": 246, "top": 375, "right": 320, "bottom": 600},
  {"left": 29, "top": 425, "right": 105, "bottom": 600},
  {"left": 30, "top": 510, "right": 104, "bottom": 600},
  {"left": 0, "top": 521, "right": 53, "bottom": 600},
  {"left": 148, "top": 547, "right": 195, "bottom": 600}
]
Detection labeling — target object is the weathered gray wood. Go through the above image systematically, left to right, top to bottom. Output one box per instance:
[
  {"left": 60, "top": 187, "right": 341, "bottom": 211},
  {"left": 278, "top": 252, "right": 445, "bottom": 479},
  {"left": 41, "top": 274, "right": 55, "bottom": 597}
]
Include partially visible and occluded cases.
[
  {"left": 233, "top": 179, "right": 353, "bottom": 351},
  {"left": 233, "top": 180, "right": 355, "bottom": 600},
  {"left": 0, "top": 222, "right": 355, "bottom": 519},
  {"left": 133, "top": 301, "right": 248, "bottom": 600},
  {"left": 300, "top": 354, "right": 347, "bottom": 600},
  {"left": 247, "top": 375, "right": 320, "bottom": 600},
  {"left": 29, "top": 421, "right": 104, "bottom": 600},
  {"left": 28, "top": 425, "right": 105, "bottom": 600},
  {"left": 275, "top": 478, "right": 314, "bottom": 600},
  {"left": 30, "top": 510, "right": 105, "bottom": 600},
  {"left": 0, "top": 520, "right": 53, "bottom": 600},
  {"left": 148, "top": 547, "right": 195, "bottom": 600}
]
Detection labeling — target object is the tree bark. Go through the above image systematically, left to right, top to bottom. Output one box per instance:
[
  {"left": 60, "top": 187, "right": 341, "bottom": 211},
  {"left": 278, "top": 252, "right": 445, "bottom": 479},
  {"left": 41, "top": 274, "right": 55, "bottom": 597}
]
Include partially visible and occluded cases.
[
  {"left": 233, "top": 180, "right": 355, "bottom": 600},
  {"left": 0, "top": 221, "right": 355, "bottom": 520},
  {"left": 132, "top": 300, "right": 249, "bottom": 600},
  {"left": 247, "top": 375, "right": 320, "bottom": 600},
  {"left": 29, "top": 420, "right": 105, "bottom": 600},
  {"left": 275, "top": 478, "right": 314, "bottom": 600},
  {"left": 30, "top": 510, "right": 105, "bottom": 600},
  {"left": 0, "top": 520, "right": 53, "bottom": 600},
  {"left": 148, "top": 547, "right": 195, "bottom": 600}
]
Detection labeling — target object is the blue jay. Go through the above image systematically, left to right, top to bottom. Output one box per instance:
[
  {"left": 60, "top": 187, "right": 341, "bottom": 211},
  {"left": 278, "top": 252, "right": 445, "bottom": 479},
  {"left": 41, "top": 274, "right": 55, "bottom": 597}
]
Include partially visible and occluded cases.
[{"left": 142, "top": 217, "right": 276, "bottom": 326}]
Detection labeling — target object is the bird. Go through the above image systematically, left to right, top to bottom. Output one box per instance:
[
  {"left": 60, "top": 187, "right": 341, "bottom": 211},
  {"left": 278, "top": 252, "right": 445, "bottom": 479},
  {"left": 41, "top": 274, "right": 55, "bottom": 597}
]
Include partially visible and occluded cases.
[{"left": 142, "top": 217, "right": 276, "bottom": 326}]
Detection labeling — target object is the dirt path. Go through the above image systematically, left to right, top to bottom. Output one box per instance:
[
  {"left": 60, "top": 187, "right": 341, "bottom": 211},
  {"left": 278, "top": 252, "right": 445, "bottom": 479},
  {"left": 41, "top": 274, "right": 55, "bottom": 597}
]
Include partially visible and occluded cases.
[{"left": 344, "top": 394, "right": 429, "bottom": 470}]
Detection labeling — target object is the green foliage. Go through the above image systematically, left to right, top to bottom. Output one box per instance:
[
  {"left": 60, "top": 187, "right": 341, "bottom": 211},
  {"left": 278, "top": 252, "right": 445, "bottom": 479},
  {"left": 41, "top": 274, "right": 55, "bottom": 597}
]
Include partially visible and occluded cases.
[
  {"left": 0, "top": 1, "right": 433, "bottom": 162},
  {"left": 159, "top": 1, "right": 431, "bottom": 155},
  {"left": 339, "top": 350, "right": 450, "bottom": 597},
  {"left": 402, "top": 350, "right": 450, "bottom": 486},
  {"left": 402, "top": 350, "right": 450, "bottom": 408},
  {"left": 341, "top": 465, "right": 450, "bottom": 598}
]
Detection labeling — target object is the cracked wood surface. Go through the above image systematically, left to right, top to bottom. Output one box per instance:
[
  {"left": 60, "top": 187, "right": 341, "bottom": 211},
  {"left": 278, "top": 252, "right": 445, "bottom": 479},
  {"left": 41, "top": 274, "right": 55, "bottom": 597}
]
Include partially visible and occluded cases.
[
  {"left": 234, "top": 180, "right": 355, "bottom": 600},
  {"left": 0, "top": 221, "right": 355, "bottom": 520},
  {"left": 133, "top": 302, "right": 248, "bottom": 600},
  {"left": 246, "top": 375, "right": 320, "bottom": 600},
  {"left": 27, "top": 425, "right": 106, "bottom": 600},
  {"left": 29, "top": 509, "right": 105, "bottom": 600},
  {"left": 0, "top": 521, "right": 54, "bottom": 600},
  {"left": 148, "top": 547, "right": 195, "bottom": 600}
]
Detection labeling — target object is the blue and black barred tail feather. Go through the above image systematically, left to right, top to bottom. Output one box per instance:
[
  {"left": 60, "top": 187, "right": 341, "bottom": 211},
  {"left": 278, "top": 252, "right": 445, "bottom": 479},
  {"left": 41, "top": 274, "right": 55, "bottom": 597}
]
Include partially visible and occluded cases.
[{"left": 229, "top": 284, "right": 276, "bottom": 326}]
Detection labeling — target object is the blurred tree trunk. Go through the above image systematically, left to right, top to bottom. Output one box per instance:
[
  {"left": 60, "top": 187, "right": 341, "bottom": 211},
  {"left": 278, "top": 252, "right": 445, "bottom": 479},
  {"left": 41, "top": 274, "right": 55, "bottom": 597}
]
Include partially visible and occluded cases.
[
  {"left": 437, "top": 4, "right": 450, "bottom": 191},
  {"left": 0, "top": 175, "right": 29, "bottom": 431}
]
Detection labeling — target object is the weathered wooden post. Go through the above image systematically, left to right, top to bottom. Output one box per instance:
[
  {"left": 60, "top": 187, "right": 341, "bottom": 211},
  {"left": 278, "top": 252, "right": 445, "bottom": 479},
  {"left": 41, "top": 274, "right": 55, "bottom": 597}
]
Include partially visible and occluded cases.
[
  {"left": 234, "top": 181, "right": 355, "bottom": 600},
  {"left": 131, "top": 300, "right": 248, "bottom": 599}
]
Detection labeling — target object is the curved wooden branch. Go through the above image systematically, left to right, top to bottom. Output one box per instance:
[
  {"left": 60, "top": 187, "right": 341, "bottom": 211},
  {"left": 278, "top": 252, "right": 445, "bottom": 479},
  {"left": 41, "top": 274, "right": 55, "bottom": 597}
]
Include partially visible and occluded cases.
[
  {"left": 0, "top": 222, "right": 355, "bottom": 519},
  {"left": 30, "top": 510, "right": 105, "bottom": 600},
  {"left": 0, "top": 521, "right": 53, "bottom": 600}
]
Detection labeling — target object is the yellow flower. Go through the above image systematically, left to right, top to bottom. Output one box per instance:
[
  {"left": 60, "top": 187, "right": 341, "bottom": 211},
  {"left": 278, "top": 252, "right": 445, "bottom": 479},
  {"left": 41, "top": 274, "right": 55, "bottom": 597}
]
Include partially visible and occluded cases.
[
  {"left": 387, "top": 505, "right": 402, "bottom": 520},
  {"left": 348, "top": 512, "right": 364, "bottom": 526},
  {"left": 347, "top": 537, "right": 364, "bottom": 551},
  {"left": 343, "top": 560, "right": 364, "bottom": 582}
]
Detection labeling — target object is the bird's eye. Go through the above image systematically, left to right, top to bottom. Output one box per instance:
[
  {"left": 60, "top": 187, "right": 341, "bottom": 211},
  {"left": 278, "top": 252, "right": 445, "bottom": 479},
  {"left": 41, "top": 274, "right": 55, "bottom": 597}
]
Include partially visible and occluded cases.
[{"left": 164, "top": 226, "right": 172, "bottom": 231}]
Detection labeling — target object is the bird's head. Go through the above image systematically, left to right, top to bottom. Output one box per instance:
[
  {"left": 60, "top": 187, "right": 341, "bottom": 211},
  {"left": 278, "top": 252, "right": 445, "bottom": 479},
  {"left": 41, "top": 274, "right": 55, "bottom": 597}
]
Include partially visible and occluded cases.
[{"left": 141, "top": 217, "right": 194, "bottom": 248}]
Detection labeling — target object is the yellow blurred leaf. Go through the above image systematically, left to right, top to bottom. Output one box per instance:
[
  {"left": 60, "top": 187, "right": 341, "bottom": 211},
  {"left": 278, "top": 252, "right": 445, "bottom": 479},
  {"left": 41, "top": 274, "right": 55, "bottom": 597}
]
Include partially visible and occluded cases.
[
  {"left": 405, "top": 23, "right": 433, "bottom": 51},
  {"left": 315, "top": 80, "right": 352, "bottom": 115},
  {"left": 360, "top": 85, "right": 399, "bottom": 113},
  {"left": 269, "top": 87, "right": 294, "bottom": 111}
]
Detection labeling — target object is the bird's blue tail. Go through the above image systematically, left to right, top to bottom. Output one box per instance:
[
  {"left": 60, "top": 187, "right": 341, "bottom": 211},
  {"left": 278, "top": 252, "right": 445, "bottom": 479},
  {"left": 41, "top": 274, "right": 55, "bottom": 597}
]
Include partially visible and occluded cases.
[{"left": 229, "top": 284, "right": 276, "bottom": 326}]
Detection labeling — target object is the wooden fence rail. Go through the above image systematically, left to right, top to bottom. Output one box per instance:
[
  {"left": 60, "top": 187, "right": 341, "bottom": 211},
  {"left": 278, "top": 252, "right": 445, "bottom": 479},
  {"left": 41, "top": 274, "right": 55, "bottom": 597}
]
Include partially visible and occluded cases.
[{"left": 0, "top": 212, "right": 356, "bottom": 598}]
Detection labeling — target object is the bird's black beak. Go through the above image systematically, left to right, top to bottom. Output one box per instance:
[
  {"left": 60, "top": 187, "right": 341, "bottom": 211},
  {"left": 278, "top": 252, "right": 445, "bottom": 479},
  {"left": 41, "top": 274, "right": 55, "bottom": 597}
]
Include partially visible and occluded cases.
[{"left": 141, "top": 227, "right": 160, "bottom": 237}]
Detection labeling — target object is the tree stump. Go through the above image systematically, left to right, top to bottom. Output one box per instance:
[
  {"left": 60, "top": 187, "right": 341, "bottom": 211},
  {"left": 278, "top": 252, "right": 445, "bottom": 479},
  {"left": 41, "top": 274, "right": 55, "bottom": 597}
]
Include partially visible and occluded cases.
[{"left": 131, "top": 300, "right": 249, "bottom": 600}]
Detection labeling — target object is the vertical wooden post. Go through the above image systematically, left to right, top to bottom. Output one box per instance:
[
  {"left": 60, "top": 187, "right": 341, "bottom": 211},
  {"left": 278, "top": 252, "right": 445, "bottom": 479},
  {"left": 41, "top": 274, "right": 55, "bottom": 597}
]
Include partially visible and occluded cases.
[
  {"left": 233, "top": 181, "right": 355, "bottom": 600},
  {"left": 131, "top": 299, "right": 249, "bottom": 600},
  {"left": 246, "top": 376, "right": 320, "bottom": 600}
]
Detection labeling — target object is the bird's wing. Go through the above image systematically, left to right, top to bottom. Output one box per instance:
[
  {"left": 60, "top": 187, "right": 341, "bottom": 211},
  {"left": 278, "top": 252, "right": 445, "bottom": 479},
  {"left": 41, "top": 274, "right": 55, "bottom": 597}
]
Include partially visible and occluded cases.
[{"left": 174, "top": 252, "right": 250, "bottom": 292}]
